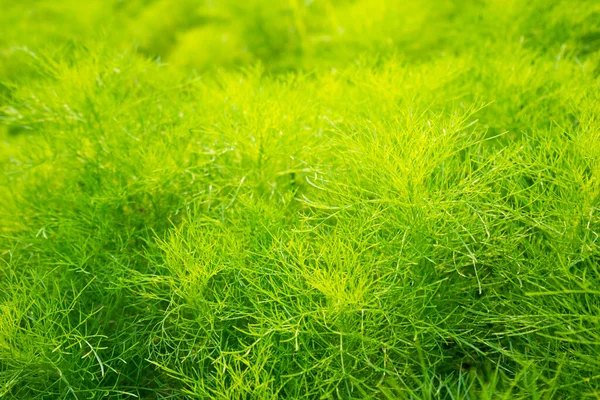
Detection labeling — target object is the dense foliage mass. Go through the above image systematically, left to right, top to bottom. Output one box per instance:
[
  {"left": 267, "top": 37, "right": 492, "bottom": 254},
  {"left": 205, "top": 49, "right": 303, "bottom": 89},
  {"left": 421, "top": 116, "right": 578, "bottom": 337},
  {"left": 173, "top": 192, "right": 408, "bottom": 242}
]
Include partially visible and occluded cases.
[{"left": 1, "top": 0, "right": 600, "bottom": 398}]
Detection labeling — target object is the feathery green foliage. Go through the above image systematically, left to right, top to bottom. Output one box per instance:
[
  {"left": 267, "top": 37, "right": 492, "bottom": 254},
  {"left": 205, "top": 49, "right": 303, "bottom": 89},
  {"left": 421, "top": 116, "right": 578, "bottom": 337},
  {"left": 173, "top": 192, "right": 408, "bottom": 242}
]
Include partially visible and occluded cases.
[{"left": 1, "top": 0, "right": 600, "bottom": 398}]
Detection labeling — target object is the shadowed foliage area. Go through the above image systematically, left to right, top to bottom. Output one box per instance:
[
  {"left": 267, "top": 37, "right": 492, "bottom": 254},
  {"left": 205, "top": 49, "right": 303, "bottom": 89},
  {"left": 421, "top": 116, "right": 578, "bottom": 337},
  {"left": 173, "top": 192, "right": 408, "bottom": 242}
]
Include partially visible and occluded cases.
[{"left": 1, "top": 0, "right": 600, "bottom": 398}]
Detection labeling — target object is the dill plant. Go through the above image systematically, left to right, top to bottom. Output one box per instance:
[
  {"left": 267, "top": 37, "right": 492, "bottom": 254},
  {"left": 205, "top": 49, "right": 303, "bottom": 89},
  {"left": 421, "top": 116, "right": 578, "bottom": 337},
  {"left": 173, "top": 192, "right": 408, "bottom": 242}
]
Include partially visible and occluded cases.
[{"left": 1, "top": 0, "right": 600, "bottom": 398}]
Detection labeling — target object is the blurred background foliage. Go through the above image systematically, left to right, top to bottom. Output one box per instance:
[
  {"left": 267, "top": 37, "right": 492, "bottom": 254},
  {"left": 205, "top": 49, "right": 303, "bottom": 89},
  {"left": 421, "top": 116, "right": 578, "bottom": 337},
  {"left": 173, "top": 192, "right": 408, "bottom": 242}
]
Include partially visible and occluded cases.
[{"left": 1, "top": 0, "right": 600, "bottom": 75}]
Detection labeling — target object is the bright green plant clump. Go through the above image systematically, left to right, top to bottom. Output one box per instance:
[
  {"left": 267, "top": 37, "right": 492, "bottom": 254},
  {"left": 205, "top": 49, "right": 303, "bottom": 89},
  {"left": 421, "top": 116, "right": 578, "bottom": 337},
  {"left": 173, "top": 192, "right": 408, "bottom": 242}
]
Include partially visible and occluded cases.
[{"left": 1, "top": 0, "right": 600, "bottom": 398}]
